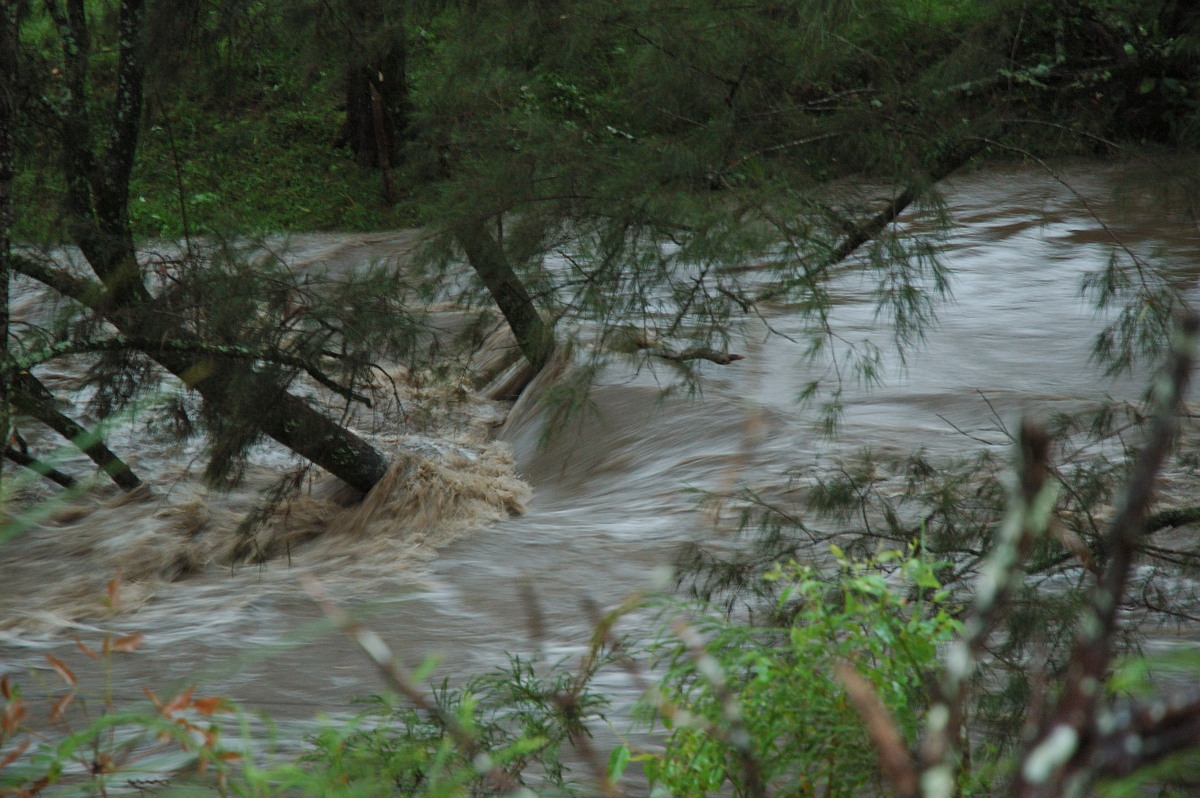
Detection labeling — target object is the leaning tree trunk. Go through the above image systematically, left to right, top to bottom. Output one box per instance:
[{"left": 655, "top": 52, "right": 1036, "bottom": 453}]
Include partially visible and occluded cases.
[
  {"left": 30, "top": 0, "right": 392, "bottom": 494},
  {"left": 454, "top": 218, "right": 556, "bottom": 374},
  {"left": 12, "top": 372, "right": 141, "bottom": 490}
]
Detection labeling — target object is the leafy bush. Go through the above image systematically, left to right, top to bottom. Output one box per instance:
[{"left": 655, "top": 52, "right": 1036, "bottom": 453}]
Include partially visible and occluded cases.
[{"left": 640, "top": 549, "right": 961, "bottom": 797}]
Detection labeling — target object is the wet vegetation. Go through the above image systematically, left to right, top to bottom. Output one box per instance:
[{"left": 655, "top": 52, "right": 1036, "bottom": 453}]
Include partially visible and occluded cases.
[{"left": 4, "top": 0, "right": 1200, "bottom": 795}]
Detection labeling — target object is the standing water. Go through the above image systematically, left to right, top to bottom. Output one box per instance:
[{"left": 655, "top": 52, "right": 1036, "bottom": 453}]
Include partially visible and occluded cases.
[{"left": 1, "top": 159, "right": 1198, "bottom": 771}]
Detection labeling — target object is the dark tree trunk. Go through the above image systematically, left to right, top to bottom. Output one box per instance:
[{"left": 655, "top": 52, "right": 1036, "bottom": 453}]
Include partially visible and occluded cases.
[
  {"left": 0, "top": 0, "right": 17, "bottom": 488},
  {"left": 341, "top": 1, "right": 410, "bottom": 172},
  {"left": 455, "top": 218, "right": 556, "bottom": 373},
  {"left": 11, "top": 372, "right": 142, "bottom": 491},
  {"left": 5, "top": 446, "right": 78, "bottom": 489}
]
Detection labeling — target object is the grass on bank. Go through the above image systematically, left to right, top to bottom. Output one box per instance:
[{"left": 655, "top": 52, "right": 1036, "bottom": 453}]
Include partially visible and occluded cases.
[{"left": 14, "top": 101, "right": 413, "bottom": 245}]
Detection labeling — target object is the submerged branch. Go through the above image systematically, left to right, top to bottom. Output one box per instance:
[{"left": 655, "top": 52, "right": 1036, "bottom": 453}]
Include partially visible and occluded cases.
[
  {"left": 12, "top": 335, "right": 372, "bottom": 407},
  {"left": 646, "top": 347, "right": 746, "bottom": 365},
  {"left": 11, "top": 372, "right": 141, "bottom": 491},
  {"left": 4, "top": 445, "right": 78, "bottom": 489}
]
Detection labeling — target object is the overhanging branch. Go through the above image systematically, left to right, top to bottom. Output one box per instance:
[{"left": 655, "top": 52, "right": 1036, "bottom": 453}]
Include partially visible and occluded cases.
[{"left": 10, "top": 334, "right": 372, "bottom": 407}]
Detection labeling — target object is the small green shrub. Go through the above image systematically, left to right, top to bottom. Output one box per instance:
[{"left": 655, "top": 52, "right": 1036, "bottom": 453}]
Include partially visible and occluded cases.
[{"left": 640, "top": 548, "right": 961, "bottom": 797}]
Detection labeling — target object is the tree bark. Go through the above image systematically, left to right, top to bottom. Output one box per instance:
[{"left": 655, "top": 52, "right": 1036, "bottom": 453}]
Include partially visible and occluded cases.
[
  {"left": 0, "top": 0, "right": 17, "bottom": 494},
  {"left": 342, "top": 0, "right": 410, "bottom": 171},
  {"left": 455, "top": 218, "right": 556, "bottom": 373},
  {"left": 11, "top": 372, "right": 142, "bottom": 491},
  {"left": 5, "top": 445, "right": 77, "bottom": 489}
]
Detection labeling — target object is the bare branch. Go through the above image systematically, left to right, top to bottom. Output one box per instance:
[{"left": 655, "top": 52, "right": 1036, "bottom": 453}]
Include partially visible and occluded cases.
[
  {"left": 1012, "top": 312, "right": 1199, "bottom": 798},
  {"left": 645, "top": 346, "right": 746, "bottom": 365},
  {"left": 12, "top": 371, "right": 141, "bottom": 490},
  {"left": 921, "top": 422, "right": 1056, "bottom": 795},
  {"left": 5, "top": 445, "right": 78, "bottom": 489},
  {"left": 836, "top": 662, "right": 918, "bottom": 798}
]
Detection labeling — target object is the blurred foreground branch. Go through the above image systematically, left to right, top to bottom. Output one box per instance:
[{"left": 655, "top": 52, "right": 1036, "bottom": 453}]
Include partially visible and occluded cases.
[{"left": 840, "top": 312, "right": 1200, "bottom": 798}]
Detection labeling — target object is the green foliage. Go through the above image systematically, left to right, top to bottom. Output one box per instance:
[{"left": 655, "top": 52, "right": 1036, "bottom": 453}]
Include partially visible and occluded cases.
[
  {"left": 14, "top": 102, "right": 406, "bottom": 244},
  {"left": 130, "top": 105, "right": 408, "bottom": 239},
  {"left": 641, "top": 550, "right": 961, "bottom": 797},
  {"left": 273, "top": 655, "right": 609, "bottom": 797}
]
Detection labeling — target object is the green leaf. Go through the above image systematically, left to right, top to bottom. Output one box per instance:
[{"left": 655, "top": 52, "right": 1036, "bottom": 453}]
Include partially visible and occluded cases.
[{"left": 607, "top": 744, "right": 632, "bottom": 782}]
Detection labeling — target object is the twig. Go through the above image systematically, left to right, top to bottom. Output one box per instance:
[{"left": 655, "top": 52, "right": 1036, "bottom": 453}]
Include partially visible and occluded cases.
[
  {"left": 973, "top": 138, "right": 1147, "bottom": 272},
  {"left": 301, "top": 576, "right": 517, "bottom": 794},
  {"left": 674, "top": 621, "right": 766, "bottom": 798},
  {"left": 836, "top": 662, "right": 918, "bottom": 798}
]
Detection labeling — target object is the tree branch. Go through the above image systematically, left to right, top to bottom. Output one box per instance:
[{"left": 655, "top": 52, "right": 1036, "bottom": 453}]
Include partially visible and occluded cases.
[
  {"left": 758, "top": 139, "right": 984, "bottom": 302},
  {"left": 11, "top": 252, "right": 108, "bottom": 307},
  {"left": 1012, "top": 312, "right": 1199, "bottom": 798},
  {"left": 11, "top": 334, "right": 372, "bottom": 407},
  {"left": 644, "top": 346, "right": 745, "bottom": 365},
  {"left": 11, "top": 371, "right": 141, "bottom": 490},
  {"left": 920, "top": 422, "right": 1057, "bottom": 797},
  {"left": 5, "top": 445, "right": 78, "bottom": 489}
]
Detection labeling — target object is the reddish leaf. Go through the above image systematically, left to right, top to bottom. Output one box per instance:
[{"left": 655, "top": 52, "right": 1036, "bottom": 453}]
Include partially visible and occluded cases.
[
  {"left": 106, "top": 570, "right": 121, "bottom": 610},
  {"left": 111, "top": 632, "right": 145, "bottom": 653},
  {"left": 74, "top": 638, "right": 99, "bottom": 660},
  {"left": 43, "top": 655, "right": 76, "bottom": 687},
  {"left": 0, "top": 676, "right": 10, "bottom": 700},
  {"left": 143, "top": 686, "right": 162, "bottom": 710},
  {"left": 163, "top": 687, "right": 195, "bottom": 715},
  {"left": 49, "top": 692, "right": 75, "bottom": 725},
  {"left": 192, "top": 697, "right": 225, "bottom": 716},
  {"left": 1, "top": 699, "right": 26, "bottom": 735},
  {"left": 0, "top": 738, "right": 31, "bottom": 770},
  {"left": 219, "top": 750, "right": 242, "bottom": 762}
]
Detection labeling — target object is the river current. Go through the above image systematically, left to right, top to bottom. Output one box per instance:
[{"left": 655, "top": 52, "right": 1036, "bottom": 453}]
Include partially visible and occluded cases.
[{"left": 2, "top": 159, "right": 1199, "bottom": 782}]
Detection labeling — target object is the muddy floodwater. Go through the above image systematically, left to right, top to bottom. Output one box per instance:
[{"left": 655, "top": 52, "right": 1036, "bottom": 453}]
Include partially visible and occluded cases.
[{"left": 2, "top": 159, "right": 1199, "bottom": 778}]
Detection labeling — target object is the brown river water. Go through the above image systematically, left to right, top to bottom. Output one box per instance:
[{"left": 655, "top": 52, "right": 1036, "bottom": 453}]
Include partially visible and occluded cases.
[{"left": 2, "top": 159, "right": 1200, "bottom": 780}]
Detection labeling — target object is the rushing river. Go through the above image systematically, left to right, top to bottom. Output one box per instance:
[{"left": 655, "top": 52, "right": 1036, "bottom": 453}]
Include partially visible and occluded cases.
[{"left": 2, "top": 159, "right": 1199, "bottom": 783}]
